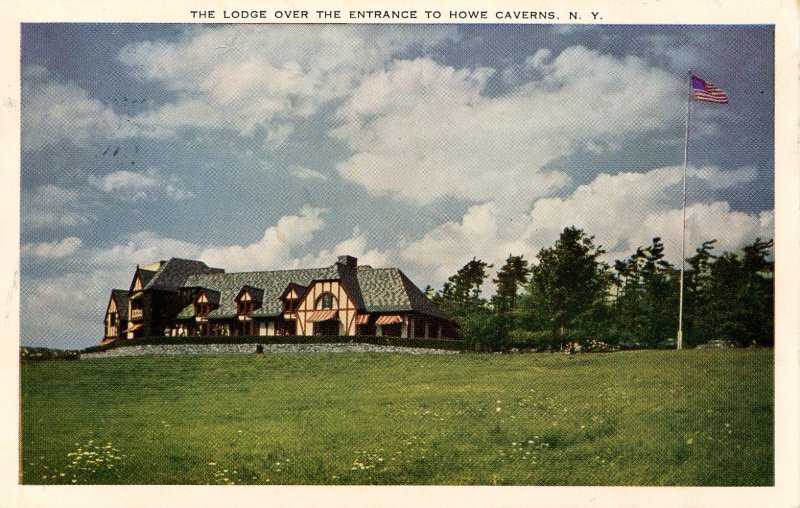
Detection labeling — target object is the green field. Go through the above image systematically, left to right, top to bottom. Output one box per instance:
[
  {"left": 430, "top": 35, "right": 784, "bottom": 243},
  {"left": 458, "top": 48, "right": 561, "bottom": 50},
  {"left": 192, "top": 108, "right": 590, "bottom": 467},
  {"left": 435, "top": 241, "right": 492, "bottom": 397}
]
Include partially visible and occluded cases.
[{"left": 21, "top": 349, "right": 773, "bottom": 485}]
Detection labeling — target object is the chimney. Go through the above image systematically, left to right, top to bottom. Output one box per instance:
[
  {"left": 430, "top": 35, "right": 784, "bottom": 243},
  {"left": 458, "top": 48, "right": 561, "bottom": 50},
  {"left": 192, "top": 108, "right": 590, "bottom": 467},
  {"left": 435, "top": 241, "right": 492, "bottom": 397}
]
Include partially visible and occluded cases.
[{"left": 337, "top": 255, "right": 358, "bottom": 268}]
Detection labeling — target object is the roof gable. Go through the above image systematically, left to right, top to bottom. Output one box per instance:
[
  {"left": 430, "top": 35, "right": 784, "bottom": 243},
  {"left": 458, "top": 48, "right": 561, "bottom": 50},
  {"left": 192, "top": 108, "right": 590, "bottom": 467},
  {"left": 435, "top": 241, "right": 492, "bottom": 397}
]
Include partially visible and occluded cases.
[
  {"left": 130, "top": 268, "right": 157, "bottom": 292},
  {"left": 279, "top": 283, "right": 305, "bottom": 301},
  {"left": 236, "top": 285, "right": 264, "bottom": 303},
  {"left": 195, "top": 288, "right": 221, "bottom": 306},
  {"left": 108, "top": 289, "right": 130, "bottom": 321}
]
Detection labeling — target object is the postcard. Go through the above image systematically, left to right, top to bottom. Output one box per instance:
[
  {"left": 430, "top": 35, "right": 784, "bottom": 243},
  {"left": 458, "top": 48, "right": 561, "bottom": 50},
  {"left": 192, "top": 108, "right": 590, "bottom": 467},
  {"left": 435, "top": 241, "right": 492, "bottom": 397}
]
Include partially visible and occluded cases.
[{"left": 2, "top": 0, "right": 798, "bottom": 507}]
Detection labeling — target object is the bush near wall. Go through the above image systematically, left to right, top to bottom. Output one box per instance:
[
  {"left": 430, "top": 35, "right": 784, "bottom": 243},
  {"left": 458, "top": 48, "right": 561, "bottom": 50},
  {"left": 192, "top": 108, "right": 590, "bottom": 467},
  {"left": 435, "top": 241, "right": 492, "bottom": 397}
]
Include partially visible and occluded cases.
[
  {"left": 82, "top": 335, "right": 466, "bottom": 354},
  {"left": 21, "top": 347, "right": 80, "bottom": 361}
]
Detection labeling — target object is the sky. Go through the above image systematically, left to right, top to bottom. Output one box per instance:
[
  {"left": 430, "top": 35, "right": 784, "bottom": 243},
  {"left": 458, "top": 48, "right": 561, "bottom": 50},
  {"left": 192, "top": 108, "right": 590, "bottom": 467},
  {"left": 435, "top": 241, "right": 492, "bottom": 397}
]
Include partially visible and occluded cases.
[{"left": 19, "top": 23, "right": 774, "bottom": 348}]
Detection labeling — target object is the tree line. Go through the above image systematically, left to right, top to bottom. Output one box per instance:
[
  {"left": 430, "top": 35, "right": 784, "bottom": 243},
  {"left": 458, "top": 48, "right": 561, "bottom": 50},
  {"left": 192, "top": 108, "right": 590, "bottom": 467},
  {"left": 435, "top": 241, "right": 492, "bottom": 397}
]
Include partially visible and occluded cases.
[{"left": 428, "top": 227, "right": 774, "bottom": 351}]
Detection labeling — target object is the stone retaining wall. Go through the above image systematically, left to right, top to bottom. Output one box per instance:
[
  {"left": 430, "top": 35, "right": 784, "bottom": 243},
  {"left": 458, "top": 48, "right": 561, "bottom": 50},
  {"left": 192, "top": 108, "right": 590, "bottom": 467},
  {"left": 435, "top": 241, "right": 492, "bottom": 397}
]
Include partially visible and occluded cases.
[{"left": 81, "top": 342, "right": 459, "bottom": 359}]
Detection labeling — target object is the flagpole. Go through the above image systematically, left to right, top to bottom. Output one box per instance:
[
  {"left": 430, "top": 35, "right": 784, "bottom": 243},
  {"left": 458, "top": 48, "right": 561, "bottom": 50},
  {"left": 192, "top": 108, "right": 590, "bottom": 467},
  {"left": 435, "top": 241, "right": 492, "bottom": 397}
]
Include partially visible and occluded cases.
[{"left": 677, "top": 70, "right": 692, "bottom": 351}]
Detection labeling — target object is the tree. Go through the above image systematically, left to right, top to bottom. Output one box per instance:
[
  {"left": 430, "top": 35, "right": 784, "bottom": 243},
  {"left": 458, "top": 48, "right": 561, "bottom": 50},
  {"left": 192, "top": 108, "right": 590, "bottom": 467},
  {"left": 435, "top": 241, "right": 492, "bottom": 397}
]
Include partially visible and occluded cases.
[
  {"left": 528, "top": 227, "right": 609, "bottom": 349},
  {"left": 636, "top": 237, "right": 678, "bottom": 345},
  {"left": 611, "top": 238, "right": 678, "bottom": 346},
  {"left": 704, "top": 238, "right": 774, "bottom": 346},
  {"left": 684, "top": 240, "right": 717, "bottom": 344},
  {"left": 492, "top": 255, "right": 530, "bottom": 315},
  {"left": 433, "top": 258, "right": 493, "bottom": 321}
]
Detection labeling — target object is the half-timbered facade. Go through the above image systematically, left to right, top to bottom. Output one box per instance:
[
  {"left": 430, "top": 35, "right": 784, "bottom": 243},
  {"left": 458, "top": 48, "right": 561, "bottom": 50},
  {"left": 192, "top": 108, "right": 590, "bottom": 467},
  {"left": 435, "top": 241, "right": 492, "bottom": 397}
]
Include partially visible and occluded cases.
[
  {"left": 101, "top": 255, "right": 458, "bottom": 344},
  {"left": 108, "top": 258, "right": 225, "bottom": 340},
  {"left": 101, "top": 289, "right": 129, "bottom": 345}
]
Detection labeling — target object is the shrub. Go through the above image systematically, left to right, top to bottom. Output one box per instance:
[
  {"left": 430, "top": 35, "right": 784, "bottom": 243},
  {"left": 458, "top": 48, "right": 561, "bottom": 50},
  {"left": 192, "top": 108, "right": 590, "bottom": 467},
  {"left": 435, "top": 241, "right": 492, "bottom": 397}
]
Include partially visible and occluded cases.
[
  {"left": 460, "top": 310, "right": 509, "bottom": 352},
  {"left": 507, "top": 329, "right": 539, "bottom": 351},
  {"left": 82, "top": 335, "right": 466, "bottom": 353},
  {"left": 21, "top": 347, "right": 80, "bottom": 361}
]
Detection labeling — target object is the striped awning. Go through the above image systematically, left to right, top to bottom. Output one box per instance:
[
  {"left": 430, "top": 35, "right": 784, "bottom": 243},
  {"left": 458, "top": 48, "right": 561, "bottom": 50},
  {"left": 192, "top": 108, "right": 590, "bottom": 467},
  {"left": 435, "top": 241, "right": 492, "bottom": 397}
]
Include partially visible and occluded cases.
[
  {"left": 307, "top": 310, "right": 338, "bottom": 322},
  {"left": 355, "top": 314, "right": 370, "bottom": 325},
  {"left": 376, "top": 315, "right": 403, "bottom": 326},
  {"left": 121, "top": 323, "right": 142, "bottom": 333}
]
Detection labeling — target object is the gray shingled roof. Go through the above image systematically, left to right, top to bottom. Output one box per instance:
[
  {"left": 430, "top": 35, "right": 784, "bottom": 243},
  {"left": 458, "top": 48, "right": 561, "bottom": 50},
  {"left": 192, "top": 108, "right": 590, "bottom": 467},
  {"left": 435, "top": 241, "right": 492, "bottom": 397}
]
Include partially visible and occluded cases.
[
  {"left": 143, "top": 258, "right": 224, "bottom": 291},
  {"left": 174, "top": 261, "right": 451, "bottom": 321},
  {"left": 335, "top": 262, "right": 365, "bottom": 309},
  {"left": 177, "top": 266, "right": 339, "bottom": 319},
  {"left": 357, "top": 267, "right": 450, "bottom": 320},
  {"left": 138, "top": 269, "right": 158, "bottom": 288},
  {"left": 398, "top": 270, "right": 450, "bottom": 320},
  {"left": 110, "top": 289, "right": 129, "bottom": 321}
]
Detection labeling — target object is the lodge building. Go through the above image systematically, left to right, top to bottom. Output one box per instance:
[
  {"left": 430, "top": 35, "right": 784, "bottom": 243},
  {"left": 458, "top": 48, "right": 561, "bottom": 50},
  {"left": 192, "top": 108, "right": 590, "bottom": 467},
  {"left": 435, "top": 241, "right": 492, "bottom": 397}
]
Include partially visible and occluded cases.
[{"left": 101, "top": 255, "right": 458, "bottom": 345}]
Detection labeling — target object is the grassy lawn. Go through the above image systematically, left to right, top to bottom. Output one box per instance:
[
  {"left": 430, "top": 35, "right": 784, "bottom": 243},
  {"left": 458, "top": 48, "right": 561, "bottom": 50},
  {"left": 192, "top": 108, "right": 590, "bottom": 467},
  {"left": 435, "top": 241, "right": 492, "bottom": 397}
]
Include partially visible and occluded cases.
[{"left": 20, "top": 349, "right": 773, "bottom": 485}]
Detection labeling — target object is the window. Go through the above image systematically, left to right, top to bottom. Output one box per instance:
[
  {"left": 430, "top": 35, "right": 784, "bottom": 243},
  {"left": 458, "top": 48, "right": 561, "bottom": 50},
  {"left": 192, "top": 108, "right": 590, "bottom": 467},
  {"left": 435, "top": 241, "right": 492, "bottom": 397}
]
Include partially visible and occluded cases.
[
  {"left": 317, "top": 292, "right": 334, "bottom": 310},
  {"left": 282, "top": 298, "right": 297, "bottom": 313},
  {"left": 238, "top": 301, "right": 257, "bottom": 315},
  {"left": 195, "top": 302, "right": 212, "bottom": 317}
]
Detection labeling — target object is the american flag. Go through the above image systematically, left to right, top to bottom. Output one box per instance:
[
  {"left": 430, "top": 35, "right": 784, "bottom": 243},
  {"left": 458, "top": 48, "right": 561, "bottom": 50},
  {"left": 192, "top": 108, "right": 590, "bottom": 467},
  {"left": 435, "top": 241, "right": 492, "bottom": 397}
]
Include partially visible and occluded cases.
[{"left": 691, "top": 75, "right": 728, "bottom": 104}]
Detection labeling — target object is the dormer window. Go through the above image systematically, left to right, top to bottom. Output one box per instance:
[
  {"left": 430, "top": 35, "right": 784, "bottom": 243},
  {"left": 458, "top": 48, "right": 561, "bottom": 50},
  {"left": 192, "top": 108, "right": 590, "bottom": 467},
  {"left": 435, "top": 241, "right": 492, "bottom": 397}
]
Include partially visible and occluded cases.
[
  {"left": 280, "top": 284, "right": 303, "bottom": 314},
  {"left": 236, "top": 287, "right": 262, "bottom": 316},
  {"left": 194, "top": 289, "right": 219, "bottom": 319},
  {"left": 283, "top": 298, "right": 298, "bottom": 313},
  {"left": 238, "top": 301, "right": 256, "bottom": 315}
]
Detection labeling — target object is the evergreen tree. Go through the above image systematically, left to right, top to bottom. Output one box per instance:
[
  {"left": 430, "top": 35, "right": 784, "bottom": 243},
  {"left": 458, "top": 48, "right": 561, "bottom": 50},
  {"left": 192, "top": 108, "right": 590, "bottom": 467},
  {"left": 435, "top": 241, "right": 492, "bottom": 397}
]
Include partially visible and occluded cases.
[
  {"left": 528, "top": 227, "right": 608, "bottom": 349},
  {"left": 638, "top": 237, "right": 678, "bottom": 344},
  {"left": 705, "top": 238, "right": 774, "bottom": 346},
  {"left": 684, "top": 240, "right": 717, "bottom": 344},
  {"left": 492, "top": 255, "right": 530, "bottom": 315},
  {"left": 431, "top": 258, "right": 497, "bottom": 349},
  {"left": 433, "top": 258, "right": 493, "bottom": 320}
]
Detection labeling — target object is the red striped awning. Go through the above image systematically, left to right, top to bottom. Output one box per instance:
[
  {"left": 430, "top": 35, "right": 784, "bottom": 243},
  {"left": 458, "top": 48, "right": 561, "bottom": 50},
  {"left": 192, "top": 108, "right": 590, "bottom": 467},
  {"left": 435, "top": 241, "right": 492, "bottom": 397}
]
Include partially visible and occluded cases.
[
  {"left": 307, "top": 309, "right": 338, "bottom": 322},
  {"left": 355, "top": 314, "right": 370, "bottom": 325},
  {"left": 375, "top": 315, "right": 403, "bottom": 326},
  {"left": 120, "top": 323, "right": 142, "bottom": 333}
]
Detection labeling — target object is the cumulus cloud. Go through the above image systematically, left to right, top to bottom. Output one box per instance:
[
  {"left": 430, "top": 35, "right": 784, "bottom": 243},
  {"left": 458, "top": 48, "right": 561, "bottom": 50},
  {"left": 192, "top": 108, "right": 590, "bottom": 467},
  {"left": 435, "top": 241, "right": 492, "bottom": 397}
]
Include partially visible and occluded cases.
[
  {"left": 22, "top": 25, "right": 458, "bottom": 152},
  {"left": 116, "top": 25, "right": 458, "bottom": 139},
  {"left": 333, "top": 47, "right": 686, "bottom": 205},
  {"left": 21, "top": 66, "right": 135, "bottom": 151},
  {"left": 400, "top": 165, "right": 774, "bottom": 286},
  {"left": 290, "top": 166, "right": 328, "bottom": 181},
  {"left": 88, "top": 168, "right": 192, "bottom": 201},
  {"left": 89, "top": 170, "right": 158, "bottom": 193},
  {"left": 21, "top": 185, "right": 94, "bottom": 229},
  {"left": 198, "top": 206, "right": 329, "bottom": 271},
  {"left": 289, "top": 226, "right": 390, "bottom": 269},
  {"left": 89, "top": 231, "right": 204, "bottom": 269},
  {"left": 21, "top": 237, "right": 82, "bottom": 259}
]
